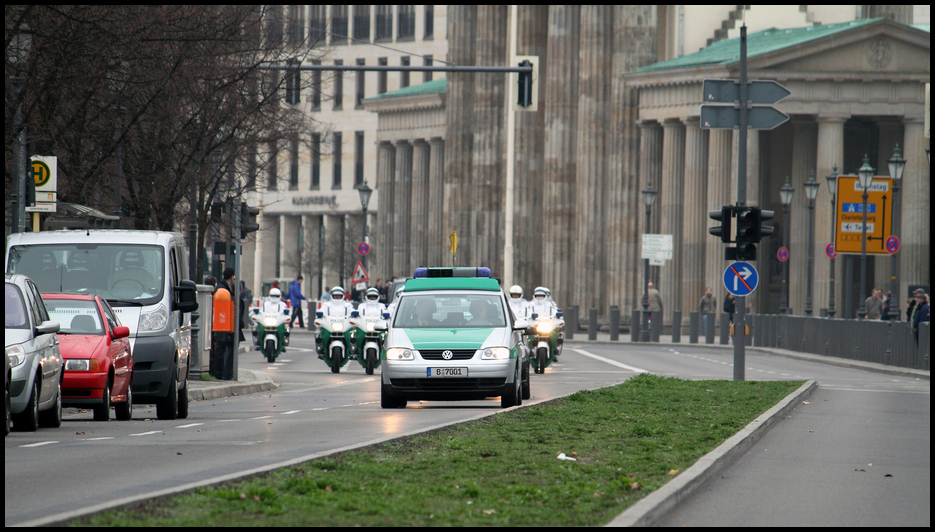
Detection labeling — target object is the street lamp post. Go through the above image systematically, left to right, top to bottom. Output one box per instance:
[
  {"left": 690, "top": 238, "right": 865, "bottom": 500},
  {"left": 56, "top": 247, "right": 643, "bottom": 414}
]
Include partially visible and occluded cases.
[
  {"left": 886, "top": 145, "right": 906, "bottom": 320},
  {"left": 856, "top": 155, "right": 874, "bottom": 319},
  {"left": 825, "top": 164, "right": 838, "bottom": 317},
  {"left": 803, "top": 170, "right": 820, "bottom": 316},
  {"left": 779, "top": 176, "right": 794, "bottom": 314},
  {"left": 358, "top": 181, "right": 373, "bottom": 283},
  {"left": 640, "top": 185, "right": 657, "bottom": 343}
]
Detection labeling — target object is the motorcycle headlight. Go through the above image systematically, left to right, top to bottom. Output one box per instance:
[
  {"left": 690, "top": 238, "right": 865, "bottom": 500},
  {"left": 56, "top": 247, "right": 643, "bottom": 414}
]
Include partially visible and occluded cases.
[
  {"left": 263, "top": 317, "right": 278, "bottom": 327},
  {"left": 332, "top": 321, "right": 344, "bottom": 332},
  {"left": 366, "top": 322, "right": 376, "bottom": 332},
  {"left": 536, "top": 322, "right": 553, "bottom": 334},
  {"left": 481, "top": 347, "right": 510, "bottom": 360},
  {"left": 386, "top": 348, "right": 414, "bottom": 360}
]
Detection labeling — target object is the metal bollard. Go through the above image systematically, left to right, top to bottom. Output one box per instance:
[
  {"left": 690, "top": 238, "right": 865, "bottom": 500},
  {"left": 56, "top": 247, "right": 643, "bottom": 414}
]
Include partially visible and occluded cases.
[
  {"left": 566, "top": 305, "right": 578, "bottom": 340},
  {"left": 609, "top": 305, "right": 619, "bottom": 341},
  {"left": 588, "top": 308, "right": 598, "bottom": 341},
  {"left": 630, "top": 309, "right": 640, "bottom": 342},
  {"left": 651, "top": 310, "right": 662, "bottom": 342},
  {"left": 671, "top": 310, "right": 682, "bottom": 343},
  {"left": 689, "top": 311, "right": 700, "bottom": 343},
  {"left": 720, "top": 312, "right": 730, "bottom": 345},
  {"left": 705, "top": 313, "right": 715, "bottom": 344}
]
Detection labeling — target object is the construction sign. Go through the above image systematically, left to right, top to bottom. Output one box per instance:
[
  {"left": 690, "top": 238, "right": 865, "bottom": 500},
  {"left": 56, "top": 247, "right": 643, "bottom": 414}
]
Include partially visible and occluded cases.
[{"left": 834, "top": 175, "right": 894, "bottom": 255}]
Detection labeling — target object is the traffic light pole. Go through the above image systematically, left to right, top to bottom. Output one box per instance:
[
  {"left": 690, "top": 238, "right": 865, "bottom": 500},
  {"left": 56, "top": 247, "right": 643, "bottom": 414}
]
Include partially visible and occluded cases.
[{"left": 734, "top": 25, "right": 749, "bottom": 381}]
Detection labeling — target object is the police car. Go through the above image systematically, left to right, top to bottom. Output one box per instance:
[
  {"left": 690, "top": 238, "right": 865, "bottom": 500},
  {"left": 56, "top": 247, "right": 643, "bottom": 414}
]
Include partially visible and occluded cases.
[{"left": 379, "top": 267, "right": 531, "bottom": 408}]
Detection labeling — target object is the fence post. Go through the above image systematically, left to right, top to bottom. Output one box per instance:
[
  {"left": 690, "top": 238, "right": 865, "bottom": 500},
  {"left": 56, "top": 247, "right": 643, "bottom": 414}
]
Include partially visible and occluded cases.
[
  {"left": 609, "top": 305, "right": 620, "bottom": 341},
  {"left": 588, "top": 308, "right": 598, "bottom": 341},
  {"left": 630, "top": 309, "right": 640, "bottom": 342},
  {"left": 672, "top": 310, "right": 682, "bottom": 343},
  {"left": 689, "top": 311, "right": 699, "bottom": 343}
]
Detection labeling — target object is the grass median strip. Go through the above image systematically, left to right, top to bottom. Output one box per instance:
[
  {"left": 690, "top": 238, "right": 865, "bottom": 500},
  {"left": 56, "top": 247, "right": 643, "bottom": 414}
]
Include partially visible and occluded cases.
[{"left": 73, "top": 374, "right": 803, "bottom": 527}]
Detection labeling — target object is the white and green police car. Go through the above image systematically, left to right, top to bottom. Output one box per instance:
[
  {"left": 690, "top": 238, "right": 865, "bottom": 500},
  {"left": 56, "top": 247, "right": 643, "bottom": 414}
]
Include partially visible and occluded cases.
[{"left": 379, "top": 267, "right": 531, "bottom": 408}]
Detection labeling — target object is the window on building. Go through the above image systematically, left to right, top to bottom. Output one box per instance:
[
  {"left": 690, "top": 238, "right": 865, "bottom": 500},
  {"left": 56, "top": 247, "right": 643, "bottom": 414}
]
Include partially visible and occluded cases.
[
  {"left": 265, "top": 5, "right": 283, "bottom": 48},
  {"left": 286, "top": 5, "right": 305, "bottom": 48},
  {"left": 309, "top": 5, "right": 326, "bottom": 43},
  {"left": 331, "top": 5, "right": 348, "bottom": 44},
  {"left": 353, "top": 5, "right": 370, "bottom": 41},
  {"left": 375, "top": 5, "right": 392, "bottom": 41},
  {"left": 398, "top": 5, "right": 415, "bottom": 41},
  {"left": 424, "top": 5, "right": 434, "bottom": 39},
  {"left": 423, "top": 54, "right": 433, "bottom": 83},
  {"left": 400, "top": 56, "right": 410, "bottom": 89},
  {"left": 377, "top": 57, "right": 387, "bottom": 94},
  {"left": 285, "top": 58, "right": 301, "bottom": 105},
  {"left": 356, "top": 58, "right": 366, "bottom": 108},
  {"left": 333, "top": 59, "right": 343, "bottom": 109},
  {"left": 311, "top": 60, "right": 321, "bottom": 110},
  {"left": 332, "top": 132, "right": 342, "bottom": 189},
  {"left": 354, "top": 132, "right": 365, "bottom": 187},
  {"left": 311, "top": 133, "right": 321, "bottom": 189},
  {"left": 289, "top": 137, "right": 299, "bottom": 189},
  {"left": 267, "top": 140, "right": 278, "bottom": 190}
]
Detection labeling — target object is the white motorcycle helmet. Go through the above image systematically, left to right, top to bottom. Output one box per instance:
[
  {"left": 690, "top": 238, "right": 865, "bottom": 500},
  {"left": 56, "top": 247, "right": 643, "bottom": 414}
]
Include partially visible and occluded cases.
[
  {"left": 509, "top": 285, "right": 524, "bottom": 299},
  {"left": 331, "top": 286, "right": 345, "bottom": 300},
  {"left": 366, "top": 287, "right": 380, "bottom": 301},
  {"left": 533, "top": 287, "right": 547, "bottom": 300},
  {"left": 269, "top": 288, "right": 282, "bottom": 298}
]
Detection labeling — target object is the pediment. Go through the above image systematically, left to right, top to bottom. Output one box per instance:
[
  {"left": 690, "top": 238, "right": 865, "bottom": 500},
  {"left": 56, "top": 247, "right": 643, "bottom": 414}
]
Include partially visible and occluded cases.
[{"left": 752, "top": 22, "right": 930, "bottom": 75}]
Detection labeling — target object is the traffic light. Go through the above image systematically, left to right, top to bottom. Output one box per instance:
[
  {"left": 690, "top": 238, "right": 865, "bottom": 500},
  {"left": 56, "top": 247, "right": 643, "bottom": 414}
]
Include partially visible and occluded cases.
[
  {"left": 517, "top": 59, "right": 533, "bottom": 108},
  {"left": 240, "top": 202, "right": 260, "bottom": 239},
  {"left": 708, "top": 206, "right": 733, "bottom": 243},
  {"left": 735, "top": 207, "right": 759, "bottom": 260},
  {"left": 758, "top": 209, "right": 775, "bottom": 240}
]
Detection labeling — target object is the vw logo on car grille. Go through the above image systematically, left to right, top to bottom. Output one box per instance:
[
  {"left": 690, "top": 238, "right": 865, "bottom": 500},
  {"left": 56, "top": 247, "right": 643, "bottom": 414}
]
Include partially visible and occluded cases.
[{"left": 441, "top": 350, "right": 454, "bottom": 360}]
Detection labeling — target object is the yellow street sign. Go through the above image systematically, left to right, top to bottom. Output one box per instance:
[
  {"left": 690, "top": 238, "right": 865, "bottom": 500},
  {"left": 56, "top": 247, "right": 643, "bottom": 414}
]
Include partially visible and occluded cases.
[{"left": 833, "top": 175, "right": 894, "bottom": 255}]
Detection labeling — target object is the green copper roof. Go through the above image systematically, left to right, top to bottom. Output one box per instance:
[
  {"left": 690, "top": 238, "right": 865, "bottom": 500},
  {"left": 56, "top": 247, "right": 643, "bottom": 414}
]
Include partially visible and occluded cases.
[
  {"left": 637, "top": 18, "right": 922, "bottom": 74},
  {"left": 363, "top": 77, "right": 447, "bottom": 101}
]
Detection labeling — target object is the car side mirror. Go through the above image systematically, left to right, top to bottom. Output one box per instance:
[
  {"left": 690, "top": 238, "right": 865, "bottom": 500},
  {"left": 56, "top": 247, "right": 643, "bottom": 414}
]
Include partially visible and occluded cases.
[
  {"left": 173, "top": 280, "right": 198, "bottom": 313},
  {"left": 513, "top": 318, "right": 529, "bottom": 331},
  {"left": 36, "top": 320, "right": 60, "bottom": 336},
  {"left": 113, "top": 325, "right": 130, "bottom": 339}
]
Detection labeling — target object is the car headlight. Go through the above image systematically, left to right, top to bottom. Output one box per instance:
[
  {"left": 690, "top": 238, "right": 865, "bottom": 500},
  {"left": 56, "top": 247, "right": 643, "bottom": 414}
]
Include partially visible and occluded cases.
[
  {"left": 139, "top": 303, "right": 169, "bottom": 332},
  {"left": 331, "top": 321, "right": 344, "bottom": 332},
  {"left": 536, "top": 322, "right": 553, "bottom": 334},
  {"left": 6, "top": 344, "right": 26, "bottom": 367},
  {"left": 386, "top": 347, "right": 414, "bottom": 360},
  {"left": 481, "top": 347, "right": 510, "bottom": 360},
  {"left": 65, "top": 359, "right": 100, "bottom": 372}
]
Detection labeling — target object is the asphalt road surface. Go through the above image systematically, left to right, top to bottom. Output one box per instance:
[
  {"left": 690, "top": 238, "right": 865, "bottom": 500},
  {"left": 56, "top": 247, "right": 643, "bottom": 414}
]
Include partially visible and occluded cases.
[{"left": 5, "top": 337, "right": 930, "bottom": 526}]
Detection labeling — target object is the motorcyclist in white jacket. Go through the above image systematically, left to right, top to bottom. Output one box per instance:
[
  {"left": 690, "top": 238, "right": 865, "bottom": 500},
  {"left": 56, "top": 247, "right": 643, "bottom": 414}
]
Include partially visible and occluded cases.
[
  {"left": 508, "top": 285, "right": 530, "bottom": 319},
  {"left": 320, "top": 286, "right": 354, "bottom": 317},
  {"left": 529, "top": 286, "right": 557, "bottom": 319},
  {"left": 357, "top": 288, "right": 387, "bottom": 317}
]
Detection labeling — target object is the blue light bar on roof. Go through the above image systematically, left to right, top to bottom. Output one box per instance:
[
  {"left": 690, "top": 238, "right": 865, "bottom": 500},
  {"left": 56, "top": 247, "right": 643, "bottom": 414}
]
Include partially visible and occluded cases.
[{"left": 412, "top": 267, "right": 491, "bottom": 278}]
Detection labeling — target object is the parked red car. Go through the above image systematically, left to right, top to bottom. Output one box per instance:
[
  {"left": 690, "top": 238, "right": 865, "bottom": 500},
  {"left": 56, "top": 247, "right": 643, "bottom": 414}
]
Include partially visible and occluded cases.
[{"left": 42, "top": 294, "right": 133, "bottom": 421}]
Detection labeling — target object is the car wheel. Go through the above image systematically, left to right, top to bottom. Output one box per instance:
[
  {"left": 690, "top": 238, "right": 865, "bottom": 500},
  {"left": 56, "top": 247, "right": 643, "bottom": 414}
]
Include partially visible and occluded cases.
[
  {"left": 501, "top": 364, "right": 521, "bottom": 408},
  {"left": 156, "top": 365, "right": 179, "bottom": 420},
  {"left": 13, "top": 377, "right": 39, "bottom": 431},
  {"left": 38, "top": 378, "right": 62, "bottom": 428},
  {"left": 177, "top": 378, "right": 189, "bottom": 419},
  {"left": 93, "top": 382, "right": 112, "bottom": 421},
  {"left": 381, "top": 383, "right": 406, "bottom": 409},
  {"left": 115, "top": 386, "right": 132, "bottom": 421}
]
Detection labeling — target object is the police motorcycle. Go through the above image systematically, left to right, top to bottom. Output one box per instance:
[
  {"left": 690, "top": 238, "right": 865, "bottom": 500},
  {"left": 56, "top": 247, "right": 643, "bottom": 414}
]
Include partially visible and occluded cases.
[
  {"left": 315, "top": 286, "right": 355, "bottom": 373},
  {"left": 527, "top": 286, "right": 564, "bottom": 374},
  {"left": 251, "top": 288, "right": 291, "bottom": 363},
  {"left": 348, "top": 288, "right": 386, "bottom": 375}
]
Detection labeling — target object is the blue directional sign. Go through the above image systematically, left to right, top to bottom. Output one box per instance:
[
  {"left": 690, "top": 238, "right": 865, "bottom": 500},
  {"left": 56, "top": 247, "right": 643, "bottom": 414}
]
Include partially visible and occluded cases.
[{"left": 723, "top": 261, "right": 759, "bottom": 296}]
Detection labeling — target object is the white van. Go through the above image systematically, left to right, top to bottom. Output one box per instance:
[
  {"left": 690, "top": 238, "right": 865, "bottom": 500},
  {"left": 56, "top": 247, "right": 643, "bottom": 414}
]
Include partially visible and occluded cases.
[{"left": 6, "top": 230, "right": 198, "bottom": 419}]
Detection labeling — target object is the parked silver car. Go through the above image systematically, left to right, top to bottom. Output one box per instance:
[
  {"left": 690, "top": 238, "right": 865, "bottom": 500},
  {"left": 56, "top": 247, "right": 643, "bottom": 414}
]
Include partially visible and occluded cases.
[{"left": 5, "top": 273, "right": 64, "bottom": 431}]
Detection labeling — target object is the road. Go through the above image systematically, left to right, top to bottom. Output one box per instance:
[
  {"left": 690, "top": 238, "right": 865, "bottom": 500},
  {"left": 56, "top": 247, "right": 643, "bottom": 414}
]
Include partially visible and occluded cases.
[{"left": 5, "top": 337, "right": 929, "bottom": 526}]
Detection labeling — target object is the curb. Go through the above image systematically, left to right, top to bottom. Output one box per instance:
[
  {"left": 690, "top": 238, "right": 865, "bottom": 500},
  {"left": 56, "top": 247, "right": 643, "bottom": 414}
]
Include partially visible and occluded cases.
[
  {"left": 187, "top": 369, "right": 279, "bottom": 402},
  {"left": 605, "top": 379, "right": 818, "bottom": 527}
]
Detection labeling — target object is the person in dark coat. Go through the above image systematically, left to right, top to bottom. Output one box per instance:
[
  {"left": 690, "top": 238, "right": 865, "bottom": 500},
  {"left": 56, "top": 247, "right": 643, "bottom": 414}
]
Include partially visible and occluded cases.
[
  {"left": 911, "top": 292, "right": 929, "bottom": 345},
  {"left": 723, "top": 293, "right": 736, "bottom": 324}
]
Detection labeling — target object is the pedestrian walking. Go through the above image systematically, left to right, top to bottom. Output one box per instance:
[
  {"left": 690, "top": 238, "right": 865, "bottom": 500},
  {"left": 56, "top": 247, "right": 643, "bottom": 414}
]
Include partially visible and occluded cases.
[
  {"left": 286, "top": 275, "right": 307, "bottom": 328},
  {"left": 647, "top": 282, "right": 663, "bottom": 313},
  {"left": 699, "top": 287, "right": 717, "bottom": 332},
  {"left": 865, "top": 288, "right": 884, "bottom": 319},
  {"left": 881, "top": 291, "right": 893, "bottom": 321},
  {"left": 910, "top": 291, "right": 929, "bottom": 345},
  {"left": 723, "top": 293, "right": 736, "bottom": 324}
]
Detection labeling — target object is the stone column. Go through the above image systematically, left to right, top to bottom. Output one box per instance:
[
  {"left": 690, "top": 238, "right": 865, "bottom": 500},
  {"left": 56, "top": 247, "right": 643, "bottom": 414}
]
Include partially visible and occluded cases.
[
  {"left": 472, "top": 4, "right": 507, "bottom": 273},
  {"left": 541, "top": 4, "right": 580, "bottom": 308},
  {"left": 573, "top": 4, "right": 612, "bottom": 311},
  {"left": 443, "top": 5, "right": 476, "bottom": 267},
  {"left": 814, "top": 116, "right": 846, "bottom": 317},
  {"left": 681, "top": 117, "right": 707, "bottom": 317},
  {"left": 789, "top": 117, "right": 818, "bottom": 315},
  {"left": 900, "top": 117, "right": 929, "bottom": 302},
  {"left": 660, "top": 118, "right": 685, "bottom": 321},
  {"left": 704, "top": 129, "right": 732, "bottom": 301},
  {"left": 427, "top": 138, "right": 445, "bottom": 267},
  {"left": 410, "top": 139, "right": 430, "bottom": 269},
  {"left": 393, "top": 140, "right": 413, "bottom": 278},
  {"left": 375, "top": 141, "right": 395, "bottom": 280},
  {"left": 279, "top": 214, "right": 301, "bottom": 279},
  {"left": 322, "top": 214, "right": 343, "bottom": 288}
]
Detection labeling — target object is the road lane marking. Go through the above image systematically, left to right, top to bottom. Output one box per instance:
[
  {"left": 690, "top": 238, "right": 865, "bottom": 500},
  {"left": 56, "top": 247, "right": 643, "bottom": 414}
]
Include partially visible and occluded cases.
[
  {"left": 571, "top": 348, "right": 648, "bottom": 374},
  {"left": 280, "top": 410, "right": 301, "bottom": 415},
  {"left": 252, "top": 415, "right": 274, "bottom": 420},
  {"left": 175, "top": 423, "right": 204, "bottom": 429},
  {"left": 129, "top": 430, "right": 163, "bottom": 436},
  {"left": 84, "top": 437, "right": 115, "bottom": 441},
  {"left": 20, "top": 441, "right": 59, "bottom": 448}
]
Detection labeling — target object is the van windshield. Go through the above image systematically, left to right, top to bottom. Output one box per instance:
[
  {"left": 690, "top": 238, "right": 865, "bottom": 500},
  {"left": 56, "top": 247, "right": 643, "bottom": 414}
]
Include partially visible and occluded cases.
[{"left": 8, "top": 244, "right": 165, "bottom": 306}]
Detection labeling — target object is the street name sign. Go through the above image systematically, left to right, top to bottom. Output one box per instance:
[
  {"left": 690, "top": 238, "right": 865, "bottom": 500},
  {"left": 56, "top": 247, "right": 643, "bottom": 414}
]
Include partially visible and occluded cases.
[
  {"left": 700, "top": 79, "right": 791, "bottom": 131},
  {"left": 833, "top": 175, "right": 894, "bottom": 254},
  {"left": 641, "top": 234, "right": 673, "bottom": 260},
  {"left": 723, "top": 261, "right": 759, "bottom": 296}
]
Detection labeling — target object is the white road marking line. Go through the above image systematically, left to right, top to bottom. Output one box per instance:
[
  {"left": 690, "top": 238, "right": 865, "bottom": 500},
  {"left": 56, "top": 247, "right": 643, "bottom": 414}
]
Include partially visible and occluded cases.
[
  {"left": 571, "top": 348, "right": 648, "bottom": 374},
  {"left": 280, "top": 410, "right": 301, "bottom": 415},
  {"left": 252, "top": 415, "right": 274, "bottom": 420},
  {"left": 175, "top": 423, "right": 204, "bottom": 429},
  {"left": 129, "top": 430, "right": 163, "bottom": 436},
  {"left": 84, "top": 437, "right": 115, "bottom": 441},
  {"left": 20, "top": 441, "right": 59, "bottom": 448}
]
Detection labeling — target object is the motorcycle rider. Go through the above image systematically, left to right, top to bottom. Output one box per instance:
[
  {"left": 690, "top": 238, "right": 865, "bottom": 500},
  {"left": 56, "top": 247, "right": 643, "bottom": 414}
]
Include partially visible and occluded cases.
[
  {"left": 508, "top": 284, "right": 530, "bottom": 319},
  {"left": 316, "top": 286, "right": 353, "bottom": 356},
  {"left": 529, "top": 286, "right": 557, "bottom": 319},
  {"left": 260, "top": 287, "right": 290, "bottom": 351},
  {"left": 358, "top": 287, "right": 387, "bottom": 317}
]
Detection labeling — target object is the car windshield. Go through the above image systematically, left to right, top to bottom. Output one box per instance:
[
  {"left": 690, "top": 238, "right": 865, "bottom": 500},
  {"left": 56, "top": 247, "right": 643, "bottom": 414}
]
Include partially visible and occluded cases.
[
  {"left": 7, "top": 244, "right": 165, "bottom": 305},
  {"left": 5, "top": 283, "right": 28, "bottom": 329},
  {"left": 394, "top": 293, "right": 506, "bottom": 329},
  {"left": 45, "top": 299, "right": 104, "bottom": 335}
]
